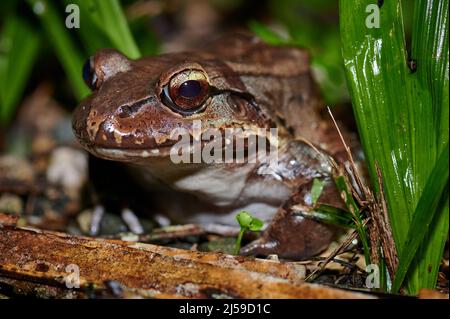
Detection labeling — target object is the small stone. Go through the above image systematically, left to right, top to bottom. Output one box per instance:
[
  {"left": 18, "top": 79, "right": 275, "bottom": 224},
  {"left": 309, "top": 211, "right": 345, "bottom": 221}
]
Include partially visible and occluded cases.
[
  {"left": 32, "top": 134, "right": 55, "bottom": 155},
  {"left": 46, "top": 147, "right": 88, "bottom": 198},
  {"left": 0, "top": 155, "right": 34, "bottom": 184},
  {"left": 0, "top": 193, "right": 23, "bottom": 216},
  {"left": 77, "top": 208, "right": 129, "bottom": 236},
  {"left": 77, "top": 209, "right": 93, "bottom": 234},
  {"left": 100, "top": 212, "right": 128, "bottom": 235},
  {"left": 120, "top": 233, "right": 139, "bottom": 242}
]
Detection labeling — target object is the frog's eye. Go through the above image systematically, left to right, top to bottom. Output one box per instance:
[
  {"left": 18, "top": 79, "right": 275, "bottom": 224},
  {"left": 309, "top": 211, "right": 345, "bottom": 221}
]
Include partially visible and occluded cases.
[
  {"left": 82, "top": 57, "right": 98, "bottom": 90},
  {"left": 162, "top": 70, "right": 210, "bottom": 115}
]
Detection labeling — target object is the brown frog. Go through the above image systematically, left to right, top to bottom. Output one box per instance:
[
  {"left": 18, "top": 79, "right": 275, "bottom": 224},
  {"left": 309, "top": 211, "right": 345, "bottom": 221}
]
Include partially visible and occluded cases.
[{"left": 72, "top": 33, "right": 353, "bottom": 260}]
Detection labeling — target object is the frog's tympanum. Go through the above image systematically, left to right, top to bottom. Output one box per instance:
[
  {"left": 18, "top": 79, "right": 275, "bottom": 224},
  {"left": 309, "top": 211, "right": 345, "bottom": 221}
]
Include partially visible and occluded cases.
[{"left": 73, "top": 34, "right": 353, "bottom": 260}]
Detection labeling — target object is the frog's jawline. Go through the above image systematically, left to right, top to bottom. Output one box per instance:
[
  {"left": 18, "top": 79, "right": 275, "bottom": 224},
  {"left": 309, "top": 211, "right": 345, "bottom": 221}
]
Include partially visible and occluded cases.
[{"left": 92, "top": 146, "right": 172, "bottom": 162}]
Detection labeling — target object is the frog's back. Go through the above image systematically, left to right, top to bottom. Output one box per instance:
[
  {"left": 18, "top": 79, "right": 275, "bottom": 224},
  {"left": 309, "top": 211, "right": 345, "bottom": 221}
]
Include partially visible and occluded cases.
[{"left": 199, "top": 33, "right": 338, "bottom": 153}]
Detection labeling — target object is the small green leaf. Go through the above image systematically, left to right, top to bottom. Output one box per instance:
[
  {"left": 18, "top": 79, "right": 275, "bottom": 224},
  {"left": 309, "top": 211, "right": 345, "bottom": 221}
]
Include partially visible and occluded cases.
[
  {"left": 311, "top": 178, "right": 326, "bottom": 205},
  {"left": 309, "top": 204, "right": 356, "bottom": 229},
  {"left": 234, "top": 211, "right": 264, "bottom": 255},
  {"left": 236, "top": 211, "right": 253, "bottom": 229},
  {"left": 248, "top": 218, "right": 264, "bottom": 232}
]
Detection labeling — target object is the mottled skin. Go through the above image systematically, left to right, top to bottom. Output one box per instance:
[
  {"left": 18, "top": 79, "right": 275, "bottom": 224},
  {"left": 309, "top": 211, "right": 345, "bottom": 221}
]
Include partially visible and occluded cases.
[{"left": 73, "top": 34, "right": 351, "bottom": 260}]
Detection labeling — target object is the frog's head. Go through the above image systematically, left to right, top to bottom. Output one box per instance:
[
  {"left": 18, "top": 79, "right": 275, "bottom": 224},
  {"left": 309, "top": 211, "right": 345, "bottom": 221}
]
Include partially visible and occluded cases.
[{"left": 72, "top": 48, "right": 270, "bottom": 163}]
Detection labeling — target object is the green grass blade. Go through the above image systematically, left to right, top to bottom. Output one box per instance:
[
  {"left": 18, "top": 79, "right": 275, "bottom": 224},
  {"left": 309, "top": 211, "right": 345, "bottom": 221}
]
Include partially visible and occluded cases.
[
  {"left": 27, "top": 0, "right": 89, "bottom": 100},
  {"left": 63, "top": 0, "right": 112, "bottom": 54},
  {"left": 88, "top": 0, "right": 141, "bottom": 59},
  {"left": 340, "top": 0, "right": 411, "bottom": 247},
  {"left": 411, "top": 0, "right": 449, "bottom": 154},
  {"left": 0, "top": 16, "right": 40, "bottom": 124},
  {"left": 249, "top": 20, "right": 290, "bottom": 46},
  {"left": 392, "top": 145, "right": 449, "bottom": 292},
  {"left": 311, "top": 178, "right": 326, "bottom": 205},
  {"left": 309, "top": 204, "right": 355, "bottom": 229}
]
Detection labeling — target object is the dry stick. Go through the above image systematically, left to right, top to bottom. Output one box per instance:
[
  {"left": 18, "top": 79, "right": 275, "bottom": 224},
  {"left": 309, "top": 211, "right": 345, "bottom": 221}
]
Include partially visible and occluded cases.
[
  {"left": 326, "top": 107, "right": 398, "bottom": 281},
  {"left": 326, "top": 107, "right": 370, "bottom": 201},
  {"left": 326, "top": 107, "right": 371, "bottom": 258},
  {"left": 374, "top": 163, "right": 399, "bottom": 279},
  {"left": 368, "top": 216, "right": 381, "bottom": 267},
  {"left": 304, "top": 231, "right": 357, "bottom": 281}
]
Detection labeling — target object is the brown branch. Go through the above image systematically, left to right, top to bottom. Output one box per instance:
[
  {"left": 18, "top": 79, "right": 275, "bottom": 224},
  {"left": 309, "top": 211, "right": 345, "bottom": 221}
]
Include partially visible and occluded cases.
[
  {"left": 326, "top": 108, "right": 399, "bottom": 283},
  {"left": 374, "top": 163, "right": 399, "bottom": 278},
  {"left": 0, "top": 223, "right": 376, "bottom": 299}
]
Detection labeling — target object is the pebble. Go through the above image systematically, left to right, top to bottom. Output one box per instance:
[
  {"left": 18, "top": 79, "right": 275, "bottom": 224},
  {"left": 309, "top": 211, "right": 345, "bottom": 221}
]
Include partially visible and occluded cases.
[
  {"left": 46, "top": 147, "right": 88, "bottom": 198},
  {"left": 0, "top": 155, "right": 34, "bottom": 184},
  {"left": 0, "top": 193, "right": 23, "bottom": 215}
]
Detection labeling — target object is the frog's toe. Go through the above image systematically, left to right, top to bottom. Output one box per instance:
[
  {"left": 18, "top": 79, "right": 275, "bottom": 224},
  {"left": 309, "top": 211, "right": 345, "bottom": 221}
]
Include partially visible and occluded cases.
[{"left": 240, "top": 238, "right": 280, "bottom": 257}]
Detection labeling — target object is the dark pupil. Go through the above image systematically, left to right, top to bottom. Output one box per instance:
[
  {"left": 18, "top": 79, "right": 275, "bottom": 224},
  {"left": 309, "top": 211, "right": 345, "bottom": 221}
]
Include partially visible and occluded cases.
[{"left": 178, "top": 80, "right": 202, "bottom": 98}]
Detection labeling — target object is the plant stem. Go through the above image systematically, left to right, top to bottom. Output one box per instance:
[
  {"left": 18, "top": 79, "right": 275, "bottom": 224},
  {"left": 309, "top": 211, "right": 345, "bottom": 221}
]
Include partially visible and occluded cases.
[{"left": 234, "top": 229, "right": 245, "bottom": 255}]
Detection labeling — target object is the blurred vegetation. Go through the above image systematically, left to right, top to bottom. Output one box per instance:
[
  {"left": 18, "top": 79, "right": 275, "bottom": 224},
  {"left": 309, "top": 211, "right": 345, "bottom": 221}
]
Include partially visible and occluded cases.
[
  {"left": 0, "top": 0, "right": 355, "bottom": 126},
  {"left": 0, "top": 0, "right": 160, "bottom": 125},
  {"left": 254, "top": 0, "right": 347, "bottom": 105}
]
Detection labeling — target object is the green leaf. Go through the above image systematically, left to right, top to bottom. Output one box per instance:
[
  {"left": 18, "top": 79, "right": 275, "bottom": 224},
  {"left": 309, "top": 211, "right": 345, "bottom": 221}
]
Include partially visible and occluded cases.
[
  {"left": 27, "top": 0, "right": 89, "bottom": 100},
  {"left": 63, "top": 0, "right": 112, "bottom": 54},
  {"left": 88, "top": 0, "right": 141, "bottom": 59},
  {"left": 340, "top": 0, "right": 448, "bottom": 294},
  {"left": 0, "top": 16, "right": 40, "bottom": 124},
  {"left": 249, "top": 20, "right": 290, "bottom": 46},
  {"left": 392, "top": 145, "right": 449, "bottom": 292},
  {"left": 311, "top": 178, "right": 326, "bottom": 204},
  {"left": 309, "top": 204, "right": 355, "bottom": 229},
  {"left": 234, "top": 211, "right": 264, "bottom": 255},
  {"left": 235, "top": 211, "right": 263, "bottom": 231},
  {"left": 236, "top": 211, "right": 253, "bottom": 229},
  {"left": 248, "top": 218, "right": 264, "bottom": 232}
]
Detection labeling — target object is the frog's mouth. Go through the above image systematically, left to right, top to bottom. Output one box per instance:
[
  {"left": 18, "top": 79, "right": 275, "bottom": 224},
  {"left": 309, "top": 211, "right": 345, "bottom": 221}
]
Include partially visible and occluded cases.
[
  {"left": 81, "top": 137, "right": 265, "bottom": 166},
  {"left": 89, "top": 139, "right": 224, "bottom": 163},
  {"left": 91, "top": 145, "right": 175, "bottom": 162}
]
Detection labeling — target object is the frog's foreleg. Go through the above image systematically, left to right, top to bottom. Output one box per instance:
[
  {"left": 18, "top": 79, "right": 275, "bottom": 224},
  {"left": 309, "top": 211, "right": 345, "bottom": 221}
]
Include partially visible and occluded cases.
[{"left": 240, "top": 178, "right": 339, "bottom": 260}]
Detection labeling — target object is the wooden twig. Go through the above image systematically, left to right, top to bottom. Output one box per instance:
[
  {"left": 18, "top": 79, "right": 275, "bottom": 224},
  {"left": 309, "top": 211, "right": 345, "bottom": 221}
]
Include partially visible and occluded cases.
[
  {"left": 327, "top": 107, "right": 369, "bottom": 201},
  {"left": 105, "top": 224, "right": 206, "bottom": 242}
]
